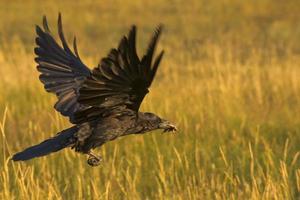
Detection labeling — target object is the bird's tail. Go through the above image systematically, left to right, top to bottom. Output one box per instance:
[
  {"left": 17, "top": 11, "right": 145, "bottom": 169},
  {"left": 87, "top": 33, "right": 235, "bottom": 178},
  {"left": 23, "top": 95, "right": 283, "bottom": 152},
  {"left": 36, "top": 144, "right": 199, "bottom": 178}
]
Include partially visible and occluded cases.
[{"left": 12, "top": 126, "right": 78, "bottom": 161}]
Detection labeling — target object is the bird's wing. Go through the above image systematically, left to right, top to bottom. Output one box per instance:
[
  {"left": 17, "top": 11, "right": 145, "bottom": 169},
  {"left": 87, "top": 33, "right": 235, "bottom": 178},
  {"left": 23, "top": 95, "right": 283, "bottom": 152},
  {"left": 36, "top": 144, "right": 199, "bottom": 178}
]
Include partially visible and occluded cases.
[
  {"left": 35, "top": 14, "right": 91, "bottom": 121},
  {"left": 77, "top": 25, "right": 164, "bottom": 114}
]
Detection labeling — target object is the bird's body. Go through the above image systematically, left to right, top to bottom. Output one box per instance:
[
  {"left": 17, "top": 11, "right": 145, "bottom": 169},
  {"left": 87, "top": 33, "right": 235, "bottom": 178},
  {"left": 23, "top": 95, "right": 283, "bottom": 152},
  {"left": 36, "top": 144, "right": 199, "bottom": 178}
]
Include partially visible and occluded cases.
[
  {"left": 12, "top": 14, "right": 176, "bottom": 166},
  {"left": 73, "top": 110, "right": 137, "bottom": 153}
]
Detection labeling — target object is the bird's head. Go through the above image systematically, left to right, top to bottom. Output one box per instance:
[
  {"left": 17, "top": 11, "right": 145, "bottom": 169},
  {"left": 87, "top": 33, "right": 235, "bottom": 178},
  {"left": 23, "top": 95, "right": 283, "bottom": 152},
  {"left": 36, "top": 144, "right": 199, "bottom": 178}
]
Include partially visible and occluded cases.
[{"left": 138, "top": 112, "right": 177, "bottom": 133}]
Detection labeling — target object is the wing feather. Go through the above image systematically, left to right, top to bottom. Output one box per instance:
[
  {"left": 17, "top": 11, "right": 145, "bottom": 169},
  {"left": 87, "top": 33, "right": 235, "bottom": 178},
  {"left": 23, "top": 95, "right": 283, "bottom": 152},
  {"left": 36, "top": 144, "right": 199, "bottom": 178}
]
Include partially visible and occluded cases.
[
  {"left": 35, "top": 14, "right": 91, "bottom": 121},
  {"left": 35, "top": 15, "right": 164, "bottom": 123},
  {"left": 77, "top": 25, "right": 164, "bottom": 113}
]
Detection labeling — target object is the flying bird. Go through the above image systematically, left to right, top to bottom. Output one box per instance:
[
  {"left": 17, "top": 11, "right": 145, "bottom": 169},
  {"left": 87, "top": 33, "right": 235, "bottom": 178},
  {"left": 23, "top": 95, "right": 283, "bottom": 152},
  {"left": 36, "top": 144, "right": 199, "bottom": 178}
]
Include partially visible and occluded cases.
[{"left": 12, "top": 14, "right": 177, "bottom": 166}]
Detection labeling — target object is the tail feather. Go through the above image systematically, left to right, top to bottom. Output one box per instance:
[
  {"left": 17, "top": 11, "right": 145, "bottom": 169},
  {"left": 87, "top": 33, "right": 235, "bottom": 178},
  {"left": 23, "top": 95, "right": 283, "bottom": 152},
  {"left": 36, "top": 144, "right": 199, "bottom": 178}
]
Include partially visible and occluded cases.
[{"left": 12, "top": 126, "right": 78, "bottom": 161}]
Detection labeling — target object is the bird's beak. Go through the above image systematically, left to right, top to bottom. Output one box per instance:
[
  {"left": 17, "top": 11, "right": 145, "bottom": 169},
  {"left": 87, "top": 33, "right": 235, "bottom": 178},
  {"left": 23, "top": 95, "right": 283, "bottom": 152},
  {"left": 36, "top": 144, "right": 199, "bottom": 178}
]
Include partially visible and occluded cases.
[{"left": 158, "top": 120, "right": 177, "bottom": 133}]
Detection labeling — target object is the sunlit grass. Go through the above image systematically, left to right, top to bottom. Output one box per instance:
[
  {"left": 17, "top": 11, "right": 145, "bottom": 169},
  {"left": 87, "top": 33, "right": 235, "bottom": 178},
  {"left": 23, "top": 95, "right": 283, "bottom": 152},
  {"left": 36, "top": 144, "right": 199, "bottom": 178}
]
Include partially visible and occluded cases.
[{"left": 0, "top": 0, "right": 300, "bottom": 199}]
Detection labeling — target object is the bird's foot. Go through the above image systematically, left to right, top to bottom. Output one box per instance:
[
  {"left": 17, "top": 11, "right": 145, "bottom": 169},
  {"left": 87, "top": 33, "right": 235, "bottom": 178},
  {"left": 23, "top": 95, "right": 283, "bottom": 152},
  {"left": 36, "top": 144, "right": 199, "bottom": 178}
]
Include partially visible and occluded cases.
[{"left": 87, "top": 152, "right": 102, "bottom": 167}]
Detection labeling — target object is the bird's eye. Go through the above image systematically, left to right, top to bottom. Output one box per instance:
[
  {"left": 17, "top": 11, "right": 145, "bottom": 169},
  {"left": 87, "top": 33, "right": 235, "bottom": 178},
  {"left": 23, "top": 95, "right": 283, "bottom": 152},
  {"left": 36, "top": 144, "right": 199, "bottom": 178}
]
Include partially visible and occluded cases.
[
  {"left": 143, "top": 112, "right": 155, "bottom": 119},
  {"left": 143, "top": 112, "right": 161, "bottom": 123},
  {"left": 144, "top": 112, "right": 153, "bottom": 117}
]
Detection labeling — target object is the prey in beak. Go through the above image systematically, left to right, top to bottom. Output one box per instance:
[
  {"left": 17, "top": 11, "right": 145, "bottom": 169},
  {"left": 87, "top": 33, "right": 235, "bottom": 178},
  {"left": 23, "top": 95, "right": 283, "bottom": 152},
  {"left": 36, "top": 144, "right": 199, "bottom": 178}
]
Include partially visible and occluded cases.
[{"left": 158, "top": 120, "right": 178, "bottom": 133}]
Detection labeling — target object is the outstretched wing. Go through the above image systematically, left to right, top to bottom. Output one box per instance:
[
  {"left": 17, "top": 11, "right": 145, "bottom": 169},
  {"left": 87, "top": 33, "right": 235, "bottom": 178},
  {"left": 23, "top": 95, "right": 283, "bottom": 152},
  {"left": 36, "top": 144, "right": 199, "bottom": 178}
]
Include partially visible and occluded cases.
[
  {"left": 35, "top": 14, "right": 91, "bottom": 121},
  {"left": 77, "top": 25, "right": 164, "bottom": 114}
]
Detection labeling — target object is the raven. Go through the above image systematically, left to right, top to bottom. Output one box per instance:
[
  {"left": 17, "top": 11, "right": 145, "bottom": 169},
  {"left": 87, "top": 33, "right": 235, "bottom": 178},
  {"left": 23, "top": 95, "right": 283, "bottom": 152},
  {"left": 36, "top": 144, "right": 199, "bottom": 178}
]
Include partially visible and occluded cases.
[{"left": 12, "top": 14, "right": 177, "bottom": 166}]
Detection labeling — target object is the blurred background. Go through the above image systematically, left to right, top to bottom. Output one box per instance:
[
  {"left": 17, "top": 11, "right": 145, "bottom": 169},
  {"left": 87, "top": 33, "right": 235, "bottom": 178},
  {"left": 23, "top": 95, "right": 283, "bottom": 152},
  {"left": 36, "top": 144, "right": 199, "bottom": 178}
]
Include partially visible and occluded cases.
[{"left": 0, "top": 0, "right": 300, "bottom": 199}]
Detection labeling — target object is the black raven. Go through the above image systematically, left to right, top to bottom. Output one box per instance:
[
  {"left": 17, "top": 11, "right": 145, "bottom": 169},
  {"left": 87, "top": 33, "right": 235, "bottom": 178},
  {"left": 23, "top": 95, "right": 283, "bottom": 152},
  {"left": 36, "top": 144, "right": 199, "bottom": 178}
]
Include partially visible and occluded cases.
[{"left": 12, "top": 14, "right": 177, "bottom": 166}]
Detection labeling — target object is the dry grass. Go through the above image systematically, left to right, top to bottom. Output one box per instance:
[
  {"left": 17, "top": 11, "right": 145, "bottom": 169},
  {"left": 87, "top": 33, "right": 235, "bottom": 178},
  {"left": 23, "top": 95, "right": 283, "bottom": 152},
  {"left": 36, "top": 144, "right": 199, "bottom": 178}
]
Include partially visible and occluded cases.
[{"left": 0, "top": 0, "right": 300, "bottom": 199}]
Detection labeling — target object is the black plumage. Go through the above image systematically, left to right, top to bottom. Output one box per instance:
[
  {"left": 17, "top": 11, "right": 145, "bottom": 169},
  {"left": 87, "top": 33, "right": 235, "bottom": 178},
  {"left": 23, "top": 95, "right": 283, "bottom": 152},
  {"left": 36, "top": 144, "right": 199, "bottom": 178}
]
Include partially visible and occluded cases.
[{"left": 12, "top": 14, "right": 177, "bottom": 166}]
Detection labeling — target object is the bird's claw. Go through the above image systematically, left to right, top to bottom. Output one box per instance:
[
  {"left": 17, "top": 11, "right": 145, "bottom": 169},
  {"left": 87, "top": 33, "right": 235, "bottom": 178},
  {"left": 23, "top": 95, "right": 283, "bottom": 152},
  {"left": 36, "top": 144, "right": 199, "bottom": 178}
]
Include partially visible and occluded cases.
[{"left": 87, "top": 152, "right": 102, "bottom": 167}]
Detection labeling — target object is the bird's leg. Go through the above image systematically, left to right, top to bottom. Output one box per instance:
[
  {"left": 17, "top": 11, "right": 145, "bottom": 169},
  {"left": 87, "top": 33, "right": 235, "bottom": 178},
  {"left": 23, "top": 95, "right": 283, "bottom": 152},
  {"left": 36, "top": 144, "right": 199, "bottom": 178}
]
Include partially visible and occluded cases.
[{"left": 87, "top": 151, "right": 102, "bottom": 167}]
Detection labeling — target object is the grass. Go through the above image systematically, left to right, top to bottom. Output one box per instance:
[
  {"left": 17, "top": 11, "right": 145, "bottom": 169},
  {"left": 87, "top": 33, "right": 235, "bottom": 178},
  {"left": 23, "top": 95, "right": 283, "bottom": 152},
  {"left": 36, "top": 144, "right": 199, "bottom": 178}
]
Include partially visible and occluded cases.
[{"left": 0, "top": 0, "right": 300, "bottom": 199}]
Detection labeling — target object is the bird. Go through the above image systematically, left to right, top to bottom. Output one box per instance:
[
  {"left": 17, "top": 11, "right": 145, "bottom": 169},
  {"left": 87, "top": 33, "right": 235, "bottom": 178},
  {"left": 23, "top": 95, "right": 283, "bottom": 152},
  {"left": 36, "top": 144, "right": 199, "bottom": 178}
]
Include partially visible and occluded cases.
[{"left": 12, "top": 14, "right": 177, "bottom": 166}]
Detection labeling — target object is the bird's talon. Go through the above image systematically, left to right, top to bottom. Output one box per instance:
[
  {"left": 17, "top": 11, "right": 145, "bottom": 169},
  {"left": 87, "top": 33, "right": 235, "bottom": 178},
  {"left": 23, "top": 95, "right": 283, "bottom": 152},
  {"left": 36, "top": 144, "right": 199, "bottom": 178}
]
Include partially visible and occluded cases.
[{"left": 87, "top": 153, "right": 102, "bottom": 167}]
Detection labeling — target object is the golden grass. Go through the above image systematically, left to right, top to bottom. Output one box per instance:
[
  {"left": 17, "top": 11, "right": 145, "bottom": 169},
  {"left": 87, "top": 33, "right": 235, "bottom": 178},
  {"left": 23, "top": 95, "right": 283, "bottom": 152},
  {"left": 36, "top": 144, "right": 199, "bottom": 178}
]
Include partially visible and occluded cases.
[{"left": 0, "top": 0, "right": 300, "bottom": 199}]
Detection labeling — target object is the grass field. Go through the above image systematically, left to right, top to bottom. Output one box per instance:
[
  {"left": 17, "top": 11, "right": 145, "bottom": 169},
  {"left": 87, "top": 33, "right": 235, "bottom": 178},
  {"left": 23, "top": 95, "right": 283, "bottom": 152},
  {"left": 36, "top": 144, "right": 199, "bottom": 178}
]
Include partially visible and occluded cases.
[{"left": 0, "top": 0, "right": 300, "bottom": 199}]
